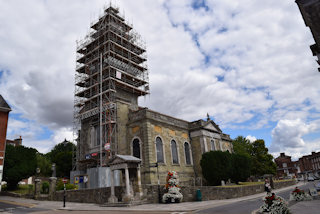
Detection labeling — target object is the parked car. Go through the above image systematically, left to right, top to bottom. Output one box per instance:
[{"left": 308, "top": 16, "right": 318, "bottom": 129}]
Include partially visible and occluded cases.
[
  {"left": 308, "top": 176, "right": 315, "bottom": 181},
  {"left": 298, "top": 177, "right": 304, "bottom": 181},
  {"left": 315, "top": 182, "right": 320, "bottom": 191}
]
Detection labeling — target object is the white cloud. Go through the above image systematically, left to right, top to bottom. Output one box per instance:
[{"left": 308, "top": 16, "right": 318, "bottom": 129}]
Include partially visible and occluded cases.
[
  {"left": 1, "top": 0, "right": 320, "bottom": 155},
  {"left": 270, "top": 119, "right": 319, "bottom": 159},
  {"left": 246, "top": 135, "right": 257, "bottom": 143}
]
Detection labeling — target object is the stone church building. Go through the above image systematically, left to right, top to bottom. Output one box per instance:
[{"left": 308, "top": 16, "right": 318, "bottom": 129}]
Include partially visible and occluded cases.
[{"left": 71, "top": 5, "right": 232, "bottom": 193}]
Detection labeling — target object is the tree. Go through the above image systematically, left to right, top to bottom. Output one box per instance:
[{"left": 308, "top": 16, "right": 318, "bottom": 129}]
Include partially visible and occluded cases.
[
  {"left": 233, "top": 136, "right": 252, "bottom": 157},
  {"left": 250, "top": 139, "right": 276, "bottom": 176},
  {"left": 46, "top": 141, "right": 76, "bottom": 178},
  {"left": 3, "top": 145, "right": 37, "bottom": 190},
  {"left": 200, "top": 151, "right": 232, "bottom": 186},
  {"left": 36, "top": 153, "right": 52, "bottom": 177},
  {"left": 231, "top": 153, "right": 252, "bottom": 183}
]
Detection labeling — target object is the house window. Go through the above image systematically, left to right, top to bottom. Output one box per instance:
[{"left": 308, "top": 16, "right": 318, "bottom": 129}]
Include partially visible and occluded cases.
[
  {"left": 156, "top": 137, "right": 164, "bottom": 163},
  {"left": 132, "top": 138, "right": 141, "bottom": 159},
  {"left": 201, "top": 138, "right": 208, "bottom": 154},
  {"left": 210, "top": 139, "right": 215, "bottom": 151},
  {"left": 171, "top": 140, "right": 179, "bottom": 164},
  {"left": 184, "top": 142, "right": 192, "bottom": 165},
  {"left": 283, "top": 163, "right": 287, "bottom": 168}
]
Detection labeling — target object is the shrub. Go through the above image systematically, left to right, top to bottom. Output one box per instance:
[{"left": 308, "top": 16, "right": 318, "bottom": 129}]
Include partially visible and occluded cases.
[
  {"left": 200, "top": 151, "right": 232, "bottom": 186},
  {"left": 231, "top": 154, "right": 251, "bottom": 184},
  {"left": 56, "top": 179, "right": 78, "bottom": 191},
  {"left": 41, "top": 182, "right": 49, "bottom": 194}
]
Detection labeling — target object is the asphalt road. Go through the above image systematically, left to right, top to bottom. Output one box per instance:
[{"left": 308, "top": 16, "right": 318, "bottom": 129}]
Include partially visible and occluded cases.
[
  {"left": 193, "top": 181, "right": 315, "bottom": 214},
  {"left": 0, "top": 201, "right": 48, "bottom": 214},
  {"left": 31, "top": 211, "right": 191, "bottom": 214}
]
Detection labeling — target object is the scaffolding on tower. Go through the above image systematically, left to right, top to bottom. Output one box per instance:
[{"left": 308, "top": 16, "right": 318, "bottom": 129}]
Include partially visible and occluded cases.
[{"left": 72, "top": 3, "right": 149, "bottom": 170}]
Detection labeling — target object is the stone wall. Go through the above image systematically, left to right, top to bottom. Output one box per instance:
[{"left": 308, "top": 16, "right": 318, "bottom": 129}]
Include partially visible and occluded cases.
[
  {"left": 144, "top": 179, "right": 296, "bottom": 203},
  {"left": 50, "top": 180, "right": 295, "bottom": 204},
  {"left": 53, "top": 186, "right": 125, "bottom": 204}
]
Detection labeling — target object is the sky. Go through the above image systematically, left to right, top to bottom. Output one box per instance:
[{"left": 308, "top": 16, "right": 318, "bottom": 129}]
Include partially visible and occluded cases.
[{"left": 0, "top": 0, "right": 320, "bottom": 160}]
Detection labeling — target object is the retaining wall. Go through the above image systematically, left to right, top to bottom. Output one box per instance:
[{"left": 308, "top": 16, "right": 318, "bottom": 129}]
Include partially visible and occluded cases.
[{"left": 50, "top": 180, "right": 296, "bottom": 204}]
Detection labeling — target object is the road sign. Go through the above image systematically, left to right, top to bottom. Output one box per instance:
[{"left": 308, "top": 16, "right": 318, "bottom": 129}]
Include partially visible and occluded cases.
[{"left": 62, "top": 177, "right": 68, "bottom": 184}]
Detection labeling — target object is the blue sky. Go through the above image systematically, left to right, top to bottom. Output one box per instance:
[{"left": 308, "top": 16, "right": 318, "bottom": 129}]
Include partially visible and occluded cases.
[{"left": 0, "top": 0, "right": 320, "bottom": 160}]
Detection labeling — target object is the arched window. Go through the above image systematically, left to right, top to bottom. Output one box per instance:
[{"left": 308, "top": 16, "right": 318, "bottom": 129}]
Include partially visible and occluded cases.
[
  {"left": 156, "top": 137, "right": 164, "bottom": 163},
  {"left": 132, "top": 138, "right": 141, "bottom": 159},
  {"left": 210, "top": 139, "right": 215, "bottom": 151},
  {"left": 171, "top": 140, "right": 179, "bottom": 164},
  {"left": 184, "top": 142, "right": 192, "bottom": 165}
]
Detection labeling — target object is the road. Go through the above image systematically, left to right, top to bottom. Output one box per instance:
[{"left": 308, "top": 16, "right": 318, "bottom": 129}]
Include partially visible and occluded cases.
[
  {"left": 193, "top": 181, "right": 315, "bottom": 214},
  {"left": 0, "top": 200, "right": 48, "bottom": 214},
  {"left": 31, "top": 211, "right": 191, "bottom": 214}
]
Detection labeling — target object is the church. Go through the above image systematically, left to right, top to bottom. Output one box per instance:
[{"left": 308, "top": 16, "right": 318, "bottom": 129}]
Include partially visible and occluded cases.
[{"left": 71, "top": 5, "right": 233, "bottom": 193}]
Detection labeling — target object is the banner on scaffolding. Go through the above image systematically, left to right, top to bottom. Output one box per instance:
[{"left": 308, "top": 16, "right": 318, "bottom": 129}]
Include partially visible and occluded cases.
[{"left": 104, "top": 143, "right": 111, "bottom": 151}]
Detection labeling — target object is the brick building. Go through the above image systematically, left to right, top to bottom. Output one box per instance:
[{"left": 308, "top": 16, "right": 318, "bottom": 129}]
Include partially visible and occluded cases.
[
  {"left": 296, "top": 0, "right": 320, "bottom": 72},
  {"left": 0, "top": 95, "right": 11, "bottom": 191},
  {"left": 6, "top": 136, "right": 22, "bottom": 147},
  {"left": 299, "top": 151, "right": 320, "bottom": 178},
  {"left": 274, "top": 153, "right": 299, "bottom": 178}
]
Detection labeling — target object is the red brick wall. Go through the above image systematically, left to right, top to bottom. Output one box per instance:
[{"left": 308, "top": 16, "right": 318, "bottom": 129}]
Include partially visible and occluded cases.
[{"left": 0, "top": 111, "right": 9, "bottom": 162}]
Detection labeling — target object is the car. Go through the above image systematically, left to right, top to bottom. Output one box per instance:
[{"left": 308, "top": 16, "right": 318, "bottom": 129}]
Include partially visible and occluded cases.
[
  {"left": 308, "top": 177, "right": 315, "bottom": 181},
  {"left": 315, "top": 182, "right": 320, "bottom": 191}
]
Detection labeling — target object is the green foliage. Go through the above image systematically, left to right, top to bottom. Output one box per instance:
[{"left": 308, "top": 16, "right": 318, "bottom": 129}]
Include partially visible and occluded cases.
[
  {"left": 232, "top": 136, "right": 277, "bottom": 177},
  {"left": 233, "top": 136, "right": 252, "bottom": 157},
  {"left": 250, "top": 139, "right": 277, "bottom": 176},
  {"left": 46, "top": 141, "right": 76, "bottom": 178},
  {"left": 3, "top": 145, "right": 38, "bottom": 190},
  {"left": 201, "top": 150, "right": 252, "bottom": 185},
  {"left": 200, "top": 151, "right": 232, "bottom": 186},
  {"left": 36, "top": 153, "right": 51, "bottom": 177},
  {"left": 231, "top": 153, "right": 252, "bottom": 183},
  {"left": 56, "top": 179, "right": 78, "bottom": 191},
  {"left": 41, "top": 181, "right": 49, "bottom": 194}
]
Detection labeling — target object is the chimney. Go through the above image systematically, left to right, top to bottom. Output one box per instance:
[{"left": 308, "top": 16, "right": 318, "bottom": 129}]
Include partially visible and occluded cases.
[{"left": 280, "top": 152, "right": 285, "bottom": 157}]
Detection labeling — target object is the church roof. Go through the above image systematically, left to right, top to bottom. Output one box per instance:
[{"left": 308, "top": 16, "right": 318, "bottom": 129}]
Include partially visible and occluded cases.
[{"left": 0, "top": 94, "right": 11, "bottom": 112}]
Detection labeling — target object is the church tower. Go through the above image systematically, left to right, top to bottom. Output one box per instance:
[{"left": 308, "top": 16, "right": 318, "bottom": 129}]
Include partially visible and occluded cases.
[{"left": 73, "top": 5, "right": 149, "bottom": 171}]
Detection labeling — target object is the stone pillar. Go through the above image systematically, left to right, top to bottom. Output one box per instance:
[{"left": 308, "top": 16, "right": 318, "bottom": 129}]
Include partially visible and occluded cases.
[
  {"left": 123, "top": 165, "right": 132, "bottom": 202},
  {"left": 137, "top": 165, "right": 143, "bottom": 197},
  {"left": 108, "top": 169, "right": 118, "bottom": 203},
  {"left": 49, "top": 177, "right": 57, "bottom": 200},
  {"left": 34, "top": 178, "right": 41, "bottom": 199}
]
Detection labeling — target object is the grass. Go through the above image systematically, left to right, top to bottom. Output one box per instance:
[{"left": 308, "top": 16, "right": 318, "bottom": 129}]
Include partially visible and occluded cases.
[
  {"left": 219, "top": 179, "right": 295, "bottom": 187},
  {"left": 2, "top": 184, "right": 34, "bottom": 195}
]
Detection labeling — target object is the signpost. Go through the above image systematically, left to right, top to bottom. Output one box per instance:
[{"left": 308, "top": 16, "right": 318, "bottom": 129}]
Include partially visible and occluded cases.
[{"left": 62, "top": 177, "right": 67, "bottom": 207}]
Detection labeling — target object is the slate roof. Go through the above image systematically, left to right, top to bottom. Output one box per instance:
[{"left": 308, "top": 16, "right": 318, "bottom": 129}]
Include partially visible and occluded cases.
[{"left": 0, "top": 94, "right": 11, "bottom": 112}]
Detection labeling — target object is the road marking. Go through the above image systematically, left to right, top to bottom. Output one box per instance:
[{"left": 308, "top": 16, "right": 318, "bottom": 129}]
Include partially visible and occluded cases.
[
  {"left": 0, "top": 199, "right": 36, "bottom": 208},
  {"left": 171, "top": 212, "right": 187, "bottom": 214}
]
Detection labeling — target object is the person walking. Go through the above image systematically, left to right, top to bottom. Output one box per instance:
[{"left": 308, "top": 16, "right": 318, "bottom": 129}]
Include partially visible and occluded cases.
[{"left": 264, "top": 178, "right": 271, "bottom": 193}]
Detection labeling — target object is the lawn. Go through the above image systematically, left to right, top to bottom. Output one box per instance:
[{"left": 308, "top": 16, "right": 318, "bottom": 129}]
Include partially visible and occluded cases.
[{"left": 2, "top": 184, "right": 33, "bottom": 195}]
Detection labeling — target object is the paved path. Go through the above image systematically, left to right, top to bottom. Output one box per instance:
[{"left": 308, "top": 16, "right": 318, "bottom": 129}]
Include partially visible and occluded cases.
[{"left": 0, "top": 181, "right": 318, "bottom": 214}]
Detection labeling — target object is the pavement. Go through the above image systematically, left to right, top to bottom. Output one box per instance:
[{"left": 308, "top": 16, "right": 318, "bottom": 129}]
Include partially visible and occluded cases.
[{"left": 0, "top": 182, "right": 318, "bottom": 213}]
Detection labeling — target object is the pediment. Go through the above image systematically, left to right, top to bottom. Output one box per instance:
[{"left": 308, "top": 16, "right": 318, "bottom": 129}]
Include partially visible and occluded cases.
[{"left": 204, "top": 121, "right": 221, "bottom": 133}]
